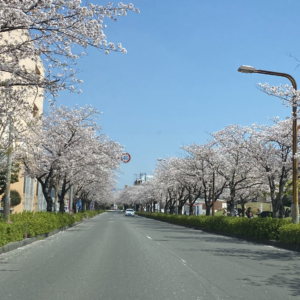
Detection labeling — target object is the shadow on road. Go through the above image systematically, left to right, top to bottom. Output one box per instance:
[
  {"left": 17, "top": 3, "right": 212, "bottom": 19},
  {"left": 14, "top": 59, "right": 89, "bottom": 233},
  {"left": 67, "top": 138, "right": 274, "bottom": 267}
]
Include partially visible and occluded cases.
[{"left": 136, "top": 216, "right": 300, "bottom": 297}]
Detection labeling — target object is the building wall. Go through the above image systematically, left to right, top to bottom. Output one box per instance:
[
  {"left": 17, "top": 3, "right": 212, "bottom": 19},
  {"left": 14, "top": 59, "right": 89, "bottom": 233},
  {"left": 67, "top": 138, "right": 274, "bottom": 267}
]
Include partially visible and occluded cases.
[
  {"left": 1, "top": 30, "right": 44, "bottom": 213},
  {"left": 10, "top": 177, "right": 47, "bottom": 213},
  {"left": 203, "top": 201, "right": 227, "bottom": 210}
]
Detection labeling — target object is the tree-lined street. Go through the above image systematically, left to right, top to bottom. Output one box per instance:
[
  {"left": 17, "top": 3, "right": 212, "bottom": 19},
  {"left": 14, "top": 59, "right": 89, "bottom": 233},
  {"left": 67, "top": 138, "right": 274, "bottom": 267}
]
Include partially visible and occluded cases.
[{"left": 0, "top": 213, "right": 299, "bottom": 300}]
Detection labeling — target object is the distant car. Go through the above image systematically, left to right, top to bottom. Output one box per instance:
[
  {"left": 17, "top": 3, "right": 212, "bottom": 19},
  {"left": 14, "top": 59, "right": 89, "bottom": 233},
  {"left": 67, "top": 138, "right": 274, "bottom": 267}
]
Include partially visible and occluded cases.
[{"left": 125, "top": 209, "right": 135, "bottom": 217}]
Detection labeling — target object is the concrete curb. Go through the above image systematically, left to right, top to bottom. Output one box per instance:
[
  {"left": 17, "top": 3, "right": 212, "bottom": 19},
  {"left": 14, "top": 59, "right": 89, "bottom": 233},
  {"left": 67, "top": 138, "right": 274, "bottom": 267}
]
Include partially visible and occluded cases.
[
  {"left": 138, "top": 215, "right": 300, "bottom": 253},
  {"left": 0, "top": 220, "right": 85, "bottom": 255},
  {"left": 195, "top": 227, "right": 300, "bottom": 252}
]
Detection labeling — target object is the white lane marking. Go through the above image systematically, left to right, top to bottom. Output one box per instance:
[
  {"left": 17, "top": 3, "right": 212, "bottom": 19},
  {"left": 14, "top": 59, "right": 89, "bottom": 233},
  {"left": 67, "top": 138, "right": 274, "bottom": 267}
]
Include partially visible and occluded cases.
[
  {"left": 146, "top": 236, "right": 152, "bottom": 240},
  {"left": 181, "top": 259, "right": 186, "bottom": 263}
]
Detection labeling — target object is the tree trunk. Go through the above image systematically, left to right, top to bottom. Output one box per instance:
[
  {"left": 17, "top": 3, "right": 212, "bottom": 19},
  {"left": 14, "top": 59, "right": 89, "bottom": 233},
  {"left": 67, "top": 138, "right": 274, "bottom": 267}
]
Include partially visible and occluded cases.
[
  {"left": 58, "top": 174, "right": 69, "bottom": 213},
  {"left": 38, "top": 178, "right": 54, "bottom": 212},
  {"left": 46, "top": 195, "right": 53, "bottom": 212},
  {"left": 81, "top": 199, "right": 86, "bottom": 212},
  {"left": 227, "top": 200, "right": 234, "bottom": 216},
  {"left": 272, "top": 200, "right": 280, "bottom": 218},
  {"left": 241, "top": 202, "right": 245, "bottom": 217},
  {"left": 164, "top": 203, "right": 168, "bottom": 214},
  {"left": 189, "top": 203, "right": 194, "bottom": 216},
  {"left": 178, "top": 204, "right": 183, "bottom": 215},
  {"left": 205, "top": 204, "right": 210, "bottom": 216},
  {"left": 170, "top": 206, "right": 175, "bottom": 214}
]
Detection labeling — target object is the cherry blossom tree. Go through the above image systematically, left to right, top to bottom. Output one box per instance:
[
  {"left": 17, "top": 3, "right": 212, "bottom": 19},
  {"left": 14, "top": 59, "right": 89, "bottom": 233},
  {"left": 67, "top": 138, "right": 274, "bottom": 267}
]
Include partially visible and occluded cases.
[
  {"left": 0, "top": 1, "right": 139, "bottom": 156},
  {"left": 0, "top": 1, "right": 139, "bottom": 95},
  {"left": 19, "top": 104, "right": 122, "bottom": 211},
  {"left": 117, "top": 116, "right": 293, "bottom": 219},
  {"left": 246, "top": 119, "right": 294, "bottom": 217},
  {"left": 207, "top": 125, "right": 264, "bottom": 215},
  {"left": 181, "top": 144, "right": 227, "bottom": 216}
]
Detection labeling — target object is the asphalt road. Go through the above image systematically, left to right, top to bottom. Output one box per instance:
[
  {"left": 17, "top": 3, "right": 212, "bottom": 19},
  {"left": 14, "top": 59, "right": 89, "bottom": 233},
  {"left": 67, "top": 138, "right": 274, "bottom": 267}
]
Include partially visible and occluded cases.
[{"left": 0, "top": 212, "right": 300, "bottom": 300}]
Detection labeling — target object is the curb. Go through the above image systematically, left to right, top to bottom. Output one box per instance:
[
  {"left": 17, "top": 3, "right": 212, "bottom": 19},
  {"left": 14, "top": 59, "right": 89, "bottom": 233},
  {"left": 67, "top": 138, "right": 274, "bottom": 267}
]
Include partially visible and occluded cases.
[
  {"left": 137, "top": 215, "right": 300, "bottom": 253},
  {"left": 0, "top": 220, "right": 85, "bottom": 255},
  {"left": 195, "top": 227, "right": 300, "bottom": 252}
]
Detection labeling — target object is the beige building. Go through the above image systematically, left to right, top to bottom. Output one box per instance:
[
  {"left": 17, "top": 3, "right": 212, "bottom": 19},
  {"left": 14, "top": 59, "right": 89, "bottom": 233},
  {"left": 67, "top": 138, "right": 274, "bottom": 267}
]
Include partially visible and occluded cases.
[{"left": 1, "top": 30, "right": 45, "bottom": 213}]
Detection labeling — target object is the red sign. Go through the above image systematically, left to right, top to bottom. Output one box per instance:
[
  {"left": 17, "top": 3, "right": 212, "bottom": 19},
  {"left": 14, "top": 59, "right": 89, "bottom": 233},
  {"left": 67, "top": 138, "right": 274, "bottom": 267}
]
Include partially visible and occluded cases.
[{"left": 121, "top": 153, "right": 131, "bottom": 163}]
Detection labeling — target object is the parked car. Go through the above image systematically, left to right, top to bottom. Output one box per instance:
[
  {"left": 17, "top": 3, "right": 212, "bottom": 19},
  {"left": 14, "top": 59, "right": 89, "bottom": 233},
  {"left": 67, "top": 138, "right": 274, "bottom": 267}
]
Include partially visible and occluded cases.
[{"left": 125, "top": 209, "right": 135, "bottom": 217}]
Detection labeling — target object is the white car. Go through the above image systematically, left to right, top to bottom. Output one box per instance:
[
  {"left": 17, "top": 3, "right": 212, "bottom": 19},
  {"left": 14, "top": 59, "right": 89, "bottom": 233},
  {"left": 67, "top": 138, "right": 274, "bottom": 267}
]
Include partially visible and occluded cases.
[{"left": 125, "top": 209, "right": 135, "bottom": 217}]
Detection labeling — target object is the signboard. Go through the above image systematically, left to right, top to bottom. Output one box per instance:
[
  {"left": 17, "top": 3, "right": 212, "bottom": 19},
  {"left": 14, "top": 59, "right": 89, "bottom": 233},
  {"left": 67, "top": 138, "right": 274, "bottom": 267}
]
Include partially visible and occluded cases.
[{"left": 121, "top": 153, "right": 131, "bottom": 163}]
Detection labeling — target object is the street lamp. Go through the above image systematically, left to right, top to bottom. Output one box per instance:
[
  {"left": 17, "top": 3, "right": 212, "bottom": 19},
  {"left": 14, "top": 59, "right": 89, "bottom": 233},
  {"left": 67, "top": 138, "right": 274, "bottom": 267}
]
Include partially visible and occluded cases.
[
  {"left": 238, "top": 65, "right": 298, "bottom": 223},
  {"left": 3, "top": 112, "right": 14, "bottom": 221}
]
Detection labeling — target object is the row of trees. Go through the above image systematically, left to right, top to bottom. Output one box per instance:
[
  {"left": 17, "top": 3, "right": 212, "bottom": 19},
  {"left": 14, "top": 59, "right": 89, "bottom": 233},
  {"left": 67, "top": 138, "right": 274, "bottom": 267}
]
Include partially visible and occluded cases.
[
  {"left": 0, "top": 1, "right": 140, "bottom": 213},
  {"left": 20, "top": 104, "right": 123, "bottom": 212},
  {"left": 118, "top": 118, "right": 295, "bottom": 218}
]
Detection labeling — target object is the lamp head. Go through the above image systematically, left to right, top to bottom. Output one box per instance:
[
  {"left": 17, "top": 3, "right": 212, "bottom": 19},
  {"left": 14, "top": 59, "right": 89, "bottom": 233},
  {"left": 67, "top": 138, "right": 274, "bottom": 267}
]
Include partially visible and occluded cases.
[{"left": 238, "top": 65, "right": 256, "bottom": 74}]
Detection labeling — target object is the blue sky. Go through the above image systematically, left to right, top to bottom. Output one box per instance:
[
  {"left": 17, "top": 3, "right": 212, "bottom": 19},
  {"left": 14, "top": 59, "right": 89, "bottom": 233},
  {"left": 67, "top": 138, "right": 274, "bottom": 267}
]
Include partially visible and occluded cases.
[{"left": 55, "top": 0, "right": 300, "bottom": 189}]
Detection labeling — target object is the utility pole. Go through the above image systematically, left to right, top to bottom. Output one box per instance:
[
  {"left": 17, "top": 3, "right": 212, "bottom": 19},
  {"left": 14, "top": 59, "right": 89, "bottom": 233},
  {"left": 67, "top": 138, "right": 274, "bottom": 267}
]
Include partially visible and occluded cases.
[
  {"left": 4, "top": 116, "right": 13, "bottom": 221},
  {"left": 212, "top": 170, "right": 215, "bottom": 216},
  {"left": 54, "top": 174, "right": 60, "bottom": 213},
  {"left": 69, "top": 185, "right": 73, "bottom": 214},
  {"left": 176, "top": 185, "right": 179, "bottom": 215}
]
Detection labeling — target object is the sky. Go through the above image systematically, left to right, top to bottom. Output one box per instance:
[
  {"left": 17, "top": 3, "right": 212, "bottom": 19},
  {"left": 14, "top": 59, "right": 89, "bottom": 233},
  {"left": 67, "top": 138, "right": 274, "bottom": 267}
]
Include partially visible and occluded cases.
[{"left": 53, "top": 0, "right": 300, "bottom": 189}]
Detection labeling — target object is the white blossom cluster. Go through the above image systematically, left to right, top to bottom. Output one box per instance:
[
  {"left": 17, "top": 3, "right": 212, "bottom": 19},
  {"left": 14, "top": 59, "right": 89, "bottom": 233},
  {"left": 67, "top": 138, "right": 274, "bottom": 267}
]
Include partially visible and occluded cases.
[
  {"left": 0, "top": 1, "right": 139, "bottom": 154},
  {"left": 0, "top": 1, "right": 139, "bottom": 210},
  {"left": 258, "top": 83, "right": 300, "bottom": 112},
  {"left": 17, "top": 104, "right": 123, "bottom": 211},
  {"left": 117, "top": 119, "right": 294, "bottom": 218}
]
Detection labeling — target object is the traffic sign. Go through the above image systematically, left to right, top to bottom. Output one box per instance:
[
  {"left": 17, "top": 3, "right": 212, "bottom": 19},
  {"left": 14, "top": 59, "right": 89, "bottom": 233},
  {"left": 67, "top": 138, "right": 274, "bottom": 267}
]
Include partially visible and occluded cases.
[{"left": 121, "top": 153, "right": 131, "bottom": 163}]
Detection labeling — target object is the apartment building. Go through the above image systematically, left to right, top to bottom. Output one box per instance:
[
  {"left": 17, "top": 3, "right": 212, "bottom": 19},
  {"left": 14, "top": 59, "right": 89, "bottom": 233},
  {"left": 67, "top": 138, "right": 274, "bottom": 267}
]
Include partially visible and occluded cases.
[{"left": 1, "top": 30, "right": 45, "bottom": 213}]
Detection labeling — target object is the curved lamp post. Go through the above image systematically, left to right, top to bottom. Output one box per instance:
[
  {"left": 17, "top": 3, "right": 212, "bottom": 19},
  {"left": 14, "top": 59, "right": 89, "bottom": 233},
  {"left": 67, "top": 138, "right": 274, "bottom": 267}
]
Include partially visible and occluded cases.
[{"left": 238, "top": 65, "right": 298, "bottom": 223}]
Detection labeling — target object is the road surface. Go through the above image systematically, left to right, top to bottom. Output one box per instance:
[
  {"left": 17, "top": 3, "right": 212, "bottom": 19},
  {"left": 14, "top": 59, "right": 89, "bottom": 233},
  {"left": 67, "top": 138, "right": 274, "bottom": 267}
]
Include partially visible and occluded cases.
[{"left": 0, "top": 212, "right": 299, "bottom": 300}]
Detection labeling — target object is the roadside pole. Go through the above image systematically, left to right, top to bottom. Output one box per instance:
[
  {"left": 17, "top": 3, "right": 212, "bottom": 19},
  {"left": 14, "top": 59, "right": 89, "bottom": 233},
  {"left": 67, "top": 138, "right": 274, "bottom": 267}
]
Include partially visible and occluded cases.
[
  {"left": 3, "top": 117, "right": 13, "bottom": 221},
  {"left": 212, "top": 170, "right": 215, "bottom": 216},
  {"left": 54, "top": 174, "right": 60, "bottom": 213},
  {"left": 69, "top": 185, "right": 74, "bottom": 214},
  {"left": 176, "top": 186, "right": 179, "bottom": 215}
]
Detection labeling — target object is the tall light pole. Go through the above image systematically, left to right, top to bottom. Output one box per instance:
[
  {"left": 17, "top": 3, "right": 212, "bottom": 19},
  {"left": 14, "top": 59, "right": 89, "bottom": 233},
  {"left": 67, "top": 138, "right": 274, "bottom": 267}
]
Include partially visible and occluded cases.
[
  {"left": 238, "top": 65, "right": 298, "bottom": 223},
  {"left": 3, "top": 115, "right": 13, "bottom": 221},
  {"left": 157, "top": 158, "right": 166, "bottom": 214},
  {"left": 212, "top": 170, "right": 215, "bottom": 216},
  {"left": 69, "top": 185, "right": 74, "bottom": 214}
]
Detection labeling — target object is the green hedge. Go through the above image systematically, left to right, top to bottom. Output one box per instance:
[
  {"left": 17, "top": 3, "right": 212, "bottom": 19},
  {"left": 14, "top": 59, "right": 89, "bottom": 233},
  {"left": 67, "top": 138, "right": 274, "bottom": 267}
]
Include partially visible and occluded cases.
[
  {"left": 0, "top": 210, "right": 105, "bottom": 247},
  {"left": 73, "top": 210, "right": 104, "bottom": 222},
  {"left": 137, "top": 212, "right": 292, "bottom": 242},
  {"left": 0, "top": 221, "right": 24, "bottom": 247},
  {"left": 279, "top": 223, "right": 300, "bottom": 244}
]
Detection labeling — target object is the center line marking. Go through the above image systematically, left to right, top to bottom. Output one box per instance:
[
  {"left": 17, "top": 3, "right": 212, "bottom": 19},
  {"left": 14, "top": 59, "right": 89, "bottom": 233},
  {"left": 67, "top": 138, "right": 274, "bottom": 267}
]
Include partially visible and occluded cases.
[{"left": 146, "top": 236, "right": 152, "bottom": 240}]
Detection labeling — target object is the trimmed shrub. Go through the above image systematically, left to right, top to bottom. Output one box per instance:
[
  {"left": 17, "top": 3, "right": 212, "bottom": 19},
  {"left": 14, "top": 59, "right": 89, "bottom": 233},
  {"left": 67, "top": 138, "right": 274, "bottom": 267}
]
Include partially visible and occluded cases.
[
  {"left": 2, "top": 190, "right": 22, "bottom": 207},
  {"left": 0, "top": 210, "right": 105, "bottom": 247},
  {"left": 73, "top": 210, "right": 104, "bottom": 222},
  {"left": 136, "top": 212, "right": 291, "bottom": 241},
  {"left": 0, "top": 222, "right": 24, "bottom": 247},
  {"left": 279, "top": 223, "right": 300, "bottom": 244}
]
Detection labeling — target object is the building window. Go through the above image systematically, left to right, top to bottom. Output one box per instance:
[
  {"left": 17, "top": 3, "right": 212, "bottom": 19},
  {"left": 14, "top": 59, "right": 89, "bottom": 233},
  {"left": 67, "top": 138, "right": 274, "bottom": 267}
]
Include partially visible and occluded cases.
[{"left": 23, "top": 176, "right": 26, "bottom": 194}]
